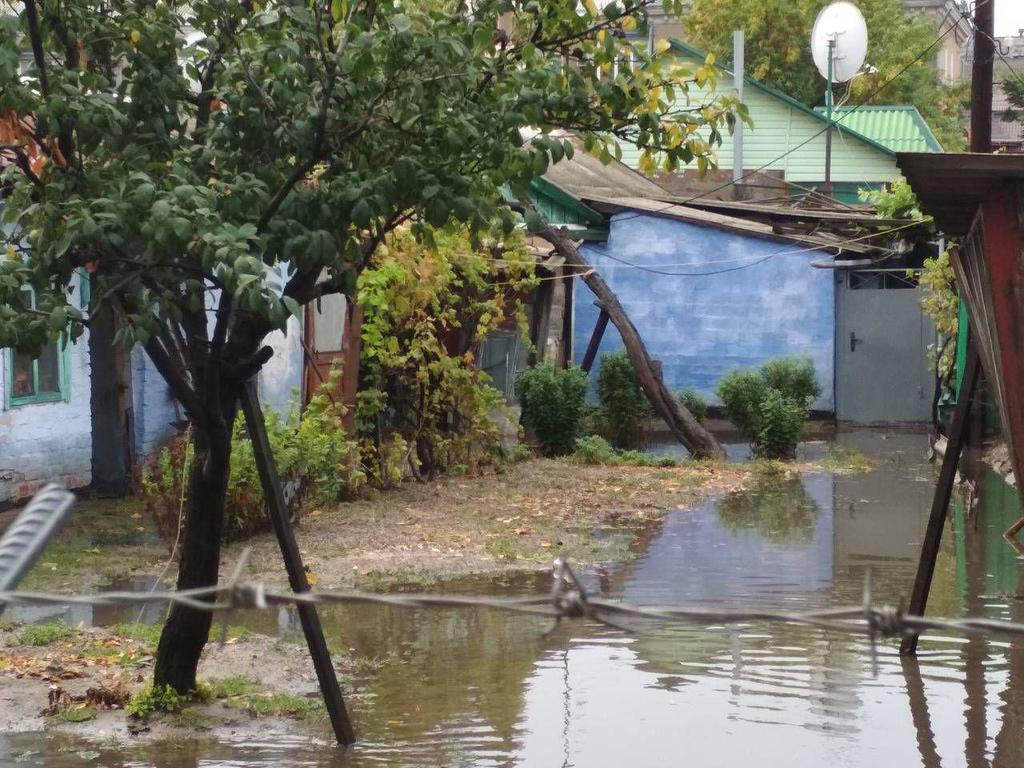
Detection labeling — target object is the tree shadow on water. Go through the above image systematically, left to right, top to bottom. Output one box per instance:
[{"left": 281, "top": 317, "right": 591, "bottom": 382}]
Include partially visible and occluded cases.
[{"left": 715, "top": 477, "right": 820, "bottom": 545}]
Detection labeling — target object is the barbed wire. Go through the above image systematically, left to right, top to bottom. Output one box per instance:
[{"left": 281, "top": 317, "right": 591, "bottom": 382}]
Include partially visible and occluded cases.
[{"left": 4, "top": 559, "right": 1024, "bottom": 669}]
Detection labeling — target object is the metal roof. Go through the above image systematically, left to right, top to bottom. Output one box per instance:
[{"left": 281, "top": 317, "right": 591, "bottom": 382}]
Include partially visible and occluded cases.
[
  {"left": 813, "top": 106, "right": 943, "bottom": 153},
  {"left": 897, "top": 152, "right": 1024, "bottom": 236}
]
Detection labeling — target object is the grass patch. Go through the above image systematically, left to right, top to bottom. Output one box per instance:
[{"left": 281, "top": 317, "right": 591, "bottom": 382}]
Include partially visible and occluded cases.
[
  {"left": 569, "top": 435, "right": 680, "bottom": 467},
  {"left": 821, "top": 446, "right": 874, "bottom": 474},
  {"left": 485, "top": 537, "right": 519, "bottom": 562},
  {"left": 0, "top": 618, "right": 20, "bottom": 632},
  {"left": 16, "top": 621, "right": 74, "bottom": 647},
  {"left": 107, "top": 622, "right": 161, "bottom": 646},
  {"left": 77, "top": 641, "right": 148, "bottom": 666},
  {"left": 205, "top": 675, "right": 257, "bottom": 699},
  {"left": 225, "top": 692, "right": 324, "bottom": 719},
  {"left": 50, "top": 706, "right": 97, "bottom": 723},
  {"left": 172, "top": 706, "right": 215, "bottom": 730}
]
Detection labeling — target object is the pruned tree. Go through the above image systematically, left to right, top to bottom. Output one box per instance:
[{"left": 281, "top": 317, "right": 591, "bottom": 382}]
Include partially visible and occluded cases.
[{"left": 0, "top": 0, "right": 737, "bottom": 693}]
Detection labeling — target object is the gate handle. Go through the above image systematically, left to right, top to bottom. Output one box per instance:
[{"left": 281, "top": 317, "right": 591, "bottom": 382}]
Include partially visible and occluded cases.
[{"left": 850, "top": 332, "right": 863, "bottom": 352}]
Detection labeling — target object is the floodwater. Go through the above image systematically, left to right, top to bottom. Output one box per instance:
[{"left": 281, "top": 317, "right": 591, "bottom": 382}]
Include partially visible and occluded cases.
[{"left": 5, "top": 431, "right": 1024, "bottom": 767}]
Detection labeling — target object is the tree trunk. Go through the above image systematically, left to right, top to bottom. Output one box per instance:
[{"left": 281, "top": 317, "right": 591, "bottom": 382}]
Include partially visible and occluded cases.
[
  {"left": 539, "top": 226, "right": 726, "bottom": 460},
  {"left": 152, "top": 417, "right": 234, "bottom": 693}
]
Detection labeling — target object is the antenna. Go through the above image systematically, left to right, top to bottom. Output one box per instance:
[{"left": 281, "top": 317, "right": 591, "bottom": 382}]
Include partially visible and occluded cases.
[{"left": 810, "top": 1, "right": 868, "bottom": 199}]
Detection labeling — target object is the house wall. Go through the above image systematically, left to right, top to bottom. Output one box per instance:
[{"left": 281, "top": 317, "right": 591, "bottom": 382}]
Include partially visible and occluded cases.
[
  {"left": 619, "top": 51, "right": 902, "bottom": 185},
  {"left": 573, "top": 213, "right": 836, "bottom": 411},
  {"left": 0, "top": 279, "right": 93, "bottom": 503},
  {"left": 130, "top": 347, "right": 180, "bottom": 459}
]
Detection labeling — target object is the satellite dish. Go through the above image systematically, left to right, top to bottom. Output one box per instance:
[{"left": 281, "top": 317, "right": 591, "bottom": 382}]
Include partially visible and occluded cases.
[{"left": 811, "top": 1, "right": 868, "bottom": 83}]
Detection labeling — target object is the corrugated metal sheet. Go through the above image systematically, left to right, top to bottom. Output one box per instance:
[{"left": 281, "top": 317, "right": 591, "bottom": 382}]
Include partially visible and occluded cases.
[{"left": 814, "top": 106, "right": 944, "bottom": 153}]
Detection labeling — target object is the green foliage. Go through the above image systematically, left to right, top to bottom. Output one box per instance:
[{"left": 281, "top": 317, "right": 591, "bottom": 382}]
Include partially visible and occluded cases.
[
  {"left": 0, "top": 0, "right": 737, "bottom": 359},
  {"left": 686, "top": 0, "right": 966, "bottom": 150},
  {"left": 859, "top": 180, "right": 927, "bottom": 221},
  {"left": 357, "top": 227, "right": 535, "bottom": 482},
  {"left": 918, "top": 248, "right": 958, "bottom": 378},
  {"left": 595, "top": 350, "right": 651, "bottom": 449},
  {"left": 717, "top": 357, "right": 819, "bottom": 460},
  {"left": 516, "top": 363, "right": 588, "bottom": 456},
  {"left": 140, "top": 373, "right": 363, "bottom": 542},
  {"left": 677, "top": 389, "right": 707, "bottom": 424},
  {"left": 570, "top": 434, "right": 679, "bottom": 467},
  {"left": 571, "top": 434, "right": 619, "bottom": 464},
  {"left": 717, "top": 477, "right": 819, "bottom": 544},
  {"left": 16, "top": 621, "right": 73, "bottom": 646},
  {"left": 205, "top": 676, "right": 258, "bottom": 699},
  {"left": 127, "top": 684, "right": 186, "bottom": 717},
  {"left": 224, "top": 691, "right": 324, "bottom": 719},
  {"left": 51, "top": 706, "right": 98, "bottom": 723}
]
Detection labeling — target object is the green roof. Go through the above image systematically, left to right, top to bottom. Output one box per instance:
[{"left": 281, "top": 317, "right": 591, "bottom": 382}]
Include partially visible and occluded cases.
[
  {"left": 668, "top": 38, "right": 898, "bottom": 159},
  {"left": 812, "top": 106, "right": 944, "bottom": 153}
]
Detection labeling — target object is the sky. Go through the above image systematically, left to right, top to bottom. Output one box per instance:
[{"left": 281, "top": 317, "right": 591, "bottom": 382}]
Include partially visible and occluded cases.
[{"left": 996, "top": 0, "right": 1024, "bottom": 36}]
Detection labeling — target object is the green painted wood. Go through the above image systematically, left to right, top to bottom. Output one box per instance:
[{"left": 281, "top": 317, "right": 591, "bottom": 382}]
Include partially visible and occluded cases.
[{"left": 5, "top": 286, "right": 70, "bottom": 407}]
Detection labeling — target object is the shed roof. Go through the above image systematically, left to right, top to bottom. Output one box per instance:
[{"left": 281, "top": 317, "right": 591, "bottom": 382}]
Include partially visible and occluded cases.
[
  {"left": 813, "top": 106, "right": 943, "bottom": 153},
  {"left": 897, "top": 152, "right": 1024, "bottom": 236}
]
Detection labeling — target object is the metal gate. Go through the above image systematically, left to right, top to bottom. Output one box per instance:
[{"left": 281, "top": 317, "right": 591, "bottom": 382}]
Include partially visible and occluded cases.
[{"left": 836, "top": 269, "right": 936, "bottom": 424}]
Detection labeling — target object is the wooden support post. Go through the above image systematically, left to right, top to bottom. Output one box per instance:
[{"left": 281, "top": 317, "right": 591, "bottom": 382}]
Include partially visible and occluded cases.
[
  {"left": 580, "top": 308, "right": 609, "bottom": 374},
  {"left": 901, "top": 341, "right": 981, "bottom": 656},
  {"left": 239, "top": 380, "right": 356, "bottom": 745}
]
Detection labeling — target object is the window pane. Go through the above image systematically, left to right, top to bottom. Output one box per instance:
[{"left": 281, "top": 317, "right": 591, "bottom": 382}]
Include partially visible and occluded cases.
[
  {"left": 313, "top": 294, "right": 346, "bottom": 353},
  {"left": 36, "top": 344, "right": 60, "bottom": 394},
  {"left": 12, "top": 351, "right": 35, "bottom": 397}
]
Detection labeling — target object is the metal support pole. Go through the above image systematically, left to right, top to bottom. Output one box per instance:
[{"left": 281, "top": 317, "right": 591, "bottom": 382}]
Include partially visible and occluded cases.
[
  {"left": 732, "top": 30, "right": 745, "bottom": 188},
  {"left": 824, "top": 37, "right": 835, "bottom": 199},
  {"left": 580, "top": 308, "right": 610, "bottom": 374},
  {"left": 900, "top": 340, "right": 981, "bottom": 656},
  {"left": 239, "top": 380, "right": 356, "bottom": 745}
]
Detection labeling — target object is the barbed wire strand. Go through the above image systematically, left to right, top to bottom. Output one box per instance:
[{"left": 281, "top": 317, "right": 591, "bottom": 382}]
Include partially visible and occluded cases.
[{"left": 5, "top": 558, "right": 1024, "bottom": 668}]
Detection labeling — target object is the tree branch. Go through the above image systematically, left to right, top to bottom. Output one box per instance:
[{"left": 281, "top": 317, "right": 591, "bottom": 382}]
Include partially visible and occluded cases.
[
  {"left": 22, "top": 0, "right": 50, "bottom": 96},
  {"left": 144, "top": 335, "right": 206, "bottom": 424}
]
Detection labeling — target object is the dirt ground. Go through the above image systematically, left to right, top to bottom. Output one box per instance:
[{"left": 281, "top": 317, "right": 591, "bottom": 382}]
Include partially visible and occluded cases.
[{"left": 235, "top": 457, "right": 761, "bottom": 588}]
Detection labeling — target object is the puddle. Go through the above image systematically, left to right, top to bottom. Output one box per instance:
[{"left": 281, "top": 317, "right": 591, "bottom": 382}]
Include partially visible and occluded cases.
[{"left": 5, "top": 431, "right": 1024, "bottom": 767}]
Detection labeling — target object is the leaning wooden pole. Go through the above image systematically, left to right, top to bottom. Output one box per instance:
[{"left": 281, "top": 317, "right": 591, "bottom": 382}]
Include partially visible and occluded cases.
[
  {"left": 540, "top": 225, "right": 726, "bottom": 460},
  {"left": 900, "top": 341, "right": 981, "bottom": 656},
  {"left": 239, "top": 380, "right": 356, "bottom": 745}
]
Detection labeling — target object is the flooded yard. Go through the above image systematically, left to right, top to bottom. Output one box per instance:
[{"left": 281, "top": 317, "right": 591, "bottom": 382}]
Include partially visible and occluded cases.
[{"left": 3, "top": 431, "right": 1023, "bottom": 767}]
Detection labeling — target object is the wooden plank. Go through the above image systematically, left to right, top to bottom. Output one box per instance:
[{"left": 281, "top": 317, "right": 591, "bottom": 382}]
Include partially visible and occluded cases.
[
  {"left": 580, "top": 308, "right": 609, "bottom": 374},
  {"left": 900, "top": 341, "right": 981, "bottom": 656},
  {"left": 239, "top": 381, "right": 356, "bottom": 745}
]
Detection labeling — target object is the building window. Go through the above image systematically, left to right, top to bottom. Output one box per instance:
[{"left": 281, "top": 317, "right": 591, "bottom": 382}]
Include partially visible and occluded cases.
[{"left": 5, "top": 288, "right": 68, "bottom": 406}]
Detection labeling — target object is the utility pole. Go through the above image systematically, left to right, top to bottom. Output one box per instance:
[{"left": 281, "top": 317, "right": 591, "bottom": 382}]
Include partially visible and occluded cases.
[
  {"left": 970, "top": 0, "right": 994, "bottom": 153},
  {"left": 824, "top": 37, "right": 836, "bottom": 198}
]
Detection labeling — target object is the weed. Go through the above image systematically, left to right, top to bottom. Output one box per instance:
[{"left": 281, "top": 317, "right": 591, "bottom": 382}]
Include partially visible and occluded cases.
[
  {"left": 822, "top": 446, "right": 874, "bottom": 474},
  {"left": 0, "top": 618, "right": 20, "bottom": 632},
  {"left": 16, "top": 621, "right": 74, "bottom": 647},
  {"left": 106, "top": 622, "right": 161, "bottom": 646},
  {"left": 77, "top": 642, "right": 147, "bottom": 666},
  {"left": 126, "top": 684, "right": 186, "bottom": 717},
  {"left": 172, "top": 706, "right": 215, "bottom": 730}
]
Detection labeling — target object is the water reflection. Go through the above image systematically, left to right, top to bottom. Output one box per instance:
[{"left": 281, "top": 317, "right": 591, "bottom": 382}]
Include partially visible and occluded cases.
[{"left": 7, "top": 432, "right": 1024, "bottom": 768}]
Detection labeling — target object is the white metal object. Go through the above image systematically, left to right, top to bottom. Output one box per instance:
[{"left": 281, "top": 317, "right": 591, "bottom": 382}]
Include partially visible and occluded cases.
[
  {"left": 811, "top": 1, "right": 868, "bottom": 84},
  {"left": 732, "top": 30, "right": 745, "bottom": 185}
]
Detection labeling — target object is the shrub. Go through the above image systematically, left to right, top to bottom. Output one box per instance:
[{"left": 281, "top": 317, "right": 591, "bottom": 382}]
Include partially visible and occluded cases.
[
  {"left": 595, "top": 350, "right": 651, "bottom": 448},
  {"left": 716, "top": 357, "right": 820, "bottom": 460},
  {"left": 516, "top": 363, "right": 588, "bottom": 456},
  {"left": 140, "top": 372, "right": 364, "bottom": 543},
  {"left": 677, "top": 388, "right": 707, "bottom": 424},
  {"left": 572, "top": 435, "right": 618, "bottom": 465}
]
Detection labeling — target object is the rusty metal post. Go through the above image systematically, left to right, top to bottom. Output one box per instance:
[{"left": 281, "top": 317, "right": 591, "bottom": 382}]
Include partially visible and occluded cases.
[
  {"left": 901, "top": 340, "right": 981, "bottom": 655},
  {"left": 239, "top": 380, "right": 356, "bottom": 744}
]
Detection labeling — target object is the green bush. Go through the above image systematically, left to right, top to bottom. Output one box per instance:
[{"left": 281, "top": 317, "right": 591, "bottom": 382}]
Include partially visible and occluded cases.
[
  {"left": 595, "top": 351, "right": 651, "bottom": 449},
  {"left": 716, "top": 357, "right": 820, "bottom": 460},
  {"left": 516, "top": 363, "right": 588, "bottom": 456},
  {"left": 140, "top": 372, "right": 364, "bottom": 543},
  {"left": 677, "top": 388, "right": 707, "bottom": 424},
  {"left": 571, "top": 434, "right": 618, "bottom": 465}
]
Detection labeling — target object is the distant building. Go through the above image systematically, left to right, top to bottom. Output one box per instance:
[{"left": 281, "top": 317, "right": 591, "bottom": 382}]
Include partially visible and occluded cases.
[{"left": 993, "top": 32, "right": 1024, "bottom": 153}]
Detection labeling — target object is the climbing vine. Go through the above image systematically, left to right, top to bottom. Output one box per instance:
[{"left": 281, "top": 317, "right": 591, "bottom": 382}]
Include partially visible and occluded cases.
[{"left": 356, "top": 226, "right": 539, "bottom": 482}]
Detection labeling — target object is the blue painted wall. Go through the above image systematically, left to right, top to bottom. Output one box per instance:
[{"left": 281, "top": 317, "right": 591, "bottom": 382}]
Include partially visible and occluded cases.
[{"left": 574, "top": 213, "right": 835, "bottom": 411}]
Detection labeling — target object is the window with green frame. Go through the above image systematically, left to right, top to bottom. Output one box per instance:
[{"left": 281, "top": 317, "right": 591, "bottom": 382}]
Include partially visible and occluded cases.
[{"left": 5, "top": 287, "right": 70, "bottom": 406}]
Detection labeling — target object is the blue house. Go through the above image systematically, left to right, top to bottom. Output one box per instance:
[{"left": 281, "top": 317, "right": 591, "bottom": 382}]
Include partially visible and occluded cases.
[{"left": 538, "top": 139, "right": 935, "bottom": 423}]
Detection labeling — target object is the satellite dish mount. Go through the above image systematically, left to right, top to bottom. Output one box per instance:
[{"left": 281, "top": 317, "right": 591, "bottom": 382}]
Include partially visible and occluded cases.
[{"left": 811, "top": 2, "right": 868, "bottom": 198}]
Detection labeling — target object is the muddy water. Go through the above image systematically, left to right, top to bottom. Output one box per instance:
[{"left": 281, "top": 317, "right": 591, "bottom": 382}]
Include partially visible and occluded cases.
[{"left": 6, "top": 431, "right": 1024, "bottom": 767}]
